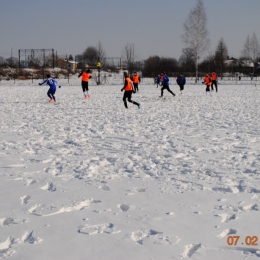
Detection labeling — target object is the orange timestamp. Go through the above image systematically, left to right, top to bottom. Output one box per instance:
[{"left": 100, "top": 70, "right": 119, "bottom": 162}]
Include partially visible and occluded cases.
[{"left": 227, "top": 236, "right": 258, "bottom": 246}]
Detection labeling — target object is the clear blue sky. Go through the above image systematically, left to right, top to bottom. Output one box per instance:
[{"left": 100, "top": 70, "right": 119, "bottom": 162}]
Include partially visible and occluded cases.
[{"left": 1, "top": 0, "right": 259, "bottom": 61}]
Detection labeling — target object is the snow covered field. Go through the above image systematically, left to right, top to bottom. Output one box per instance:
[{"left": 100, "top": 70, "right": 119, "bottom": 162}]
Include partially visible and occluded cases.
[{"left": 0, "top": 75, "right": 260, "bottom": 259}]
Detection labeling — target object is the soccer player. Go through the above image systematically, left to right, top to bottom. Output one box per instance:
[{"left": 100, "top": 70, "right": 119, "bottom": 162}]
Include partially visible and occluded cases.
[
  {"left": 121, "top": 72, "right": 141, "bottom": 109},
  {"left": 39, "top": 74, "right": 61, "bottom": 103}
]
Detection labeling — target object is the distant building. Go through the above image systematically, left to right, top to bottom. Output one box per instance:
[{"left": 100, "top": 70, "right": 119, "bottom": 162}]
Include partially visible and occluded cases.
[
  {"left": 56, "top": 59, "right": 78, "bottom": 71},
  {"left": 224, "top": 59, "right": 255, "bottom": 75},
  {"left": 76, "top": 62, "right": 91, "bottom": 70},
  {"left": 256, "top": 63, "right": 260, "bottom": 74}
]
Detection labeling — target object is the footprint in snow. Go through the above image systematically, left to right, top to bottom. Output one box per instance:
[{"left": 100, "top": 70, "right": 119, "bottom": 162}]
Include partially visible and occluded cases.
[
  {"left": 26, "top": 179, "right": 37, "bottom": 185},
  {"left": 41, "top": 182, "right": 56, "bottom": 192},
  {"left": 101, "top": 185, "right": 110, "bottom": 191},
  {"left": 126, "top": 187, "right": 146, "bottom": 195},
  {"left": 136, "top": 188, "right": 146, "bottom": 192},
  {"left": 20, "top": 195, "right": 31, "bottom": 204},
  {"left": 28, "top": 199, "right": 98, "bottom": 217},
  {"left": 238, "top": 203, "right": 258, "bottom": 211},
  {"left": 28, "top": 204, "right": 42, "bottom": 216},
  {"left": 118, "top": 204, "right": 130, "bottom": 212},
  {"left": 215, "top": 213, "right": 238, "bottom": 223},
  {"left": 0, "top": 217, "right": 15, "bottom": 226},
  {"left": 78, "top": 223, "right": 120, "bottom": 235},
  {"left": 218, "top": 228, "right": 237, "bottom": 238},
  {"left": 130, "top": 229, "right": 177, "bottom": 245},
  {"left": 0, "top": 231, "right": 42, "bottom": 257},
  {"left": 15, "top": 231, "right": 42, "bottom": 244},
  {"left": 0, "top": 236, "right": 14, "bottom": 255},
  {"left": 181, "top": 243, "right": 201, "bottom": 258}
]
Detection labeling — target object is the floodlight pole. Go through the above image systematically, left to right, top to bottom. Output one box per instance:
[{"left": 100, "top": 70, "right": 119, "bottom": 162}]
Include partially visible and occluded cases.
[{"left": 11, "top": 47, "right": 14, "bottom": 68}]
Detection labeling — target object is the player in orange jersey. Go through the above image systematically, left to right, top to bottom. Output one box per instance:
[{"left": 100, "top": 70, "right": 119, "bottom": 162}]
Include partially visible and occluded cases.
[
  {"left": 78, "top": 68, "right": 92, "bottom": 99},
  {"left": 131, "top": 71, "right": 141, "bottom": 92},
  {"left": 121, "top": 72, "right": 141, "bottom": 109},
  {"left": 211, "top": 72, "right": 218, "bottom": 92}
]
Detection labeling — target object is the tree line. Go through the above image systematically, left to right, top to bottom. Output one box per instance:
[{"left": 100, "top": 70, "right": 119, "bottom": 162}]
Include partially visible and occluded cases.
[{"left": 1, "top": 0, "right": 259, "bottom": 80}]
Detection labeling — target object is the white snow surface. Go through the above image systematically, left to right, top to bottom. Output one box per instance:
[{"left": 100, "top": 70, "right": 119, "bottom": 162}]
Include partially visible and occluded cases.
[{"left": 1, "top": 74, "right": 260, "bottom": 260}]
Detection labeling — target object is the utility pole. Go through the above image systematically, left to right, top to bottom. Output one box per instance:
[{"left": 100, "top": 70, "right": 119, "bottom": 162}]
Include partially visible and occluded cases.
[
  {"left": 11, "top": 47, "right": 14, "bottom": 67},
  {"left": 52, "top": 49, "right": 54, "bottom": 69}
]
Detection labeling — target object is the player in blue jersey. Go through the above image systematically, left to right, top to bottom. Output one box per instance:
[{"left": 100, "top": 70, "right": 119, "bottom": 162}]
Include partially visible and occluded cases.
[
  {"left": 160, "top": 72, "right": 175, "bottom": 97},
  {"left": 176, "top": 73, "right": 186, "bottom": 94},
  {"left": 39, "top": 74, "right": 61, "bottom": 103}
]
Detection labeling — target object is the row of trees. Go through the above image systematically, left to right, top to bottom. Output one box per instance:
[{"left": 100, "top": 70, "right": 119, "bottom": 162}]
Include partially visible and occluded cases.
[
  {"left": 1, "top": 0, "right": 259, "bottom": 79},
  {"left": 47, "top": 0, "right": 260, "bottom": 78},
  {"left": 177, "top": 0, "right": 259, "bottom": 80},
  {"left": 74, "top": 42, "right": 142, "bottom": 75}
]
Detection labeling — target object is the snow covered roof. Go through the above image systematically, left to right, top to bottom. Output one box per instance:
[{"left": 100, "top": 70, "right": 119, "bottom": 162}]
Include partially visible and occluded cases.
[
  {"left": 57, "top": 59, "right": 78, "bottom": 64},
  {"left": 224, "top": 59, "right": 254, "bottom": 67}
]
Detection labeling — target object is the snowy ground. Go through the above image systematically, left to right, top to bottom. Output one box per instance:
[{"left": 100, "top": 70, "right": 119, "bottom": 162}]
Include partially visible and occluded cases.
[{"left": 0, "top": 75, "right": 260, "bottom": 259}]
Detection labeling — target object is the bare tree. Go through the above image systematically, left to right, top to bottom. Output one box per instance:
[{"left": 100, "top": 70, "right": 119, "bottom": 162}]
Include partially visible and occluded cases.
[
  {"left": 181, "top": 0, "right": 210, "bottom": 82},
  {"left": 241, "top": 33, "right": 260, "bottom": 73},
  {"left": 250, "top": 33, "right": 260, "bottom": 73},
  {"left": 241, "top": 35, "right": 251, "bottom": 59},
  {"left": 214, "top": 37, "right": 228, "bottom": 78},
  {"left": 96, "top": 41, "right": 107, "bottom": 68},
  {"left": 80, "top": 42, "right": 107, "bottom": 69},
  {"left": 121, "top": 43, "right": 138, "bottom": 74},
  {"left": 82, "top": 46, "right": 98, "bottom": 66},
  {"left": 178, "top": 48, "right": 196, "bottom": 74},
  {"left": 199, "top": 52, "right": 215, "bottom": 74},
  {"left": 45, "top": 53, "right": 55, "bottom": 68},
  {"left": 0, "top": 56, "right": 4, "bottom": 65},
  {"left": 143, "top": 56, "right": 161, "bottom": 77},
  {"left": 29, "top": 57, "right": 41, "bottom": 68}
]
